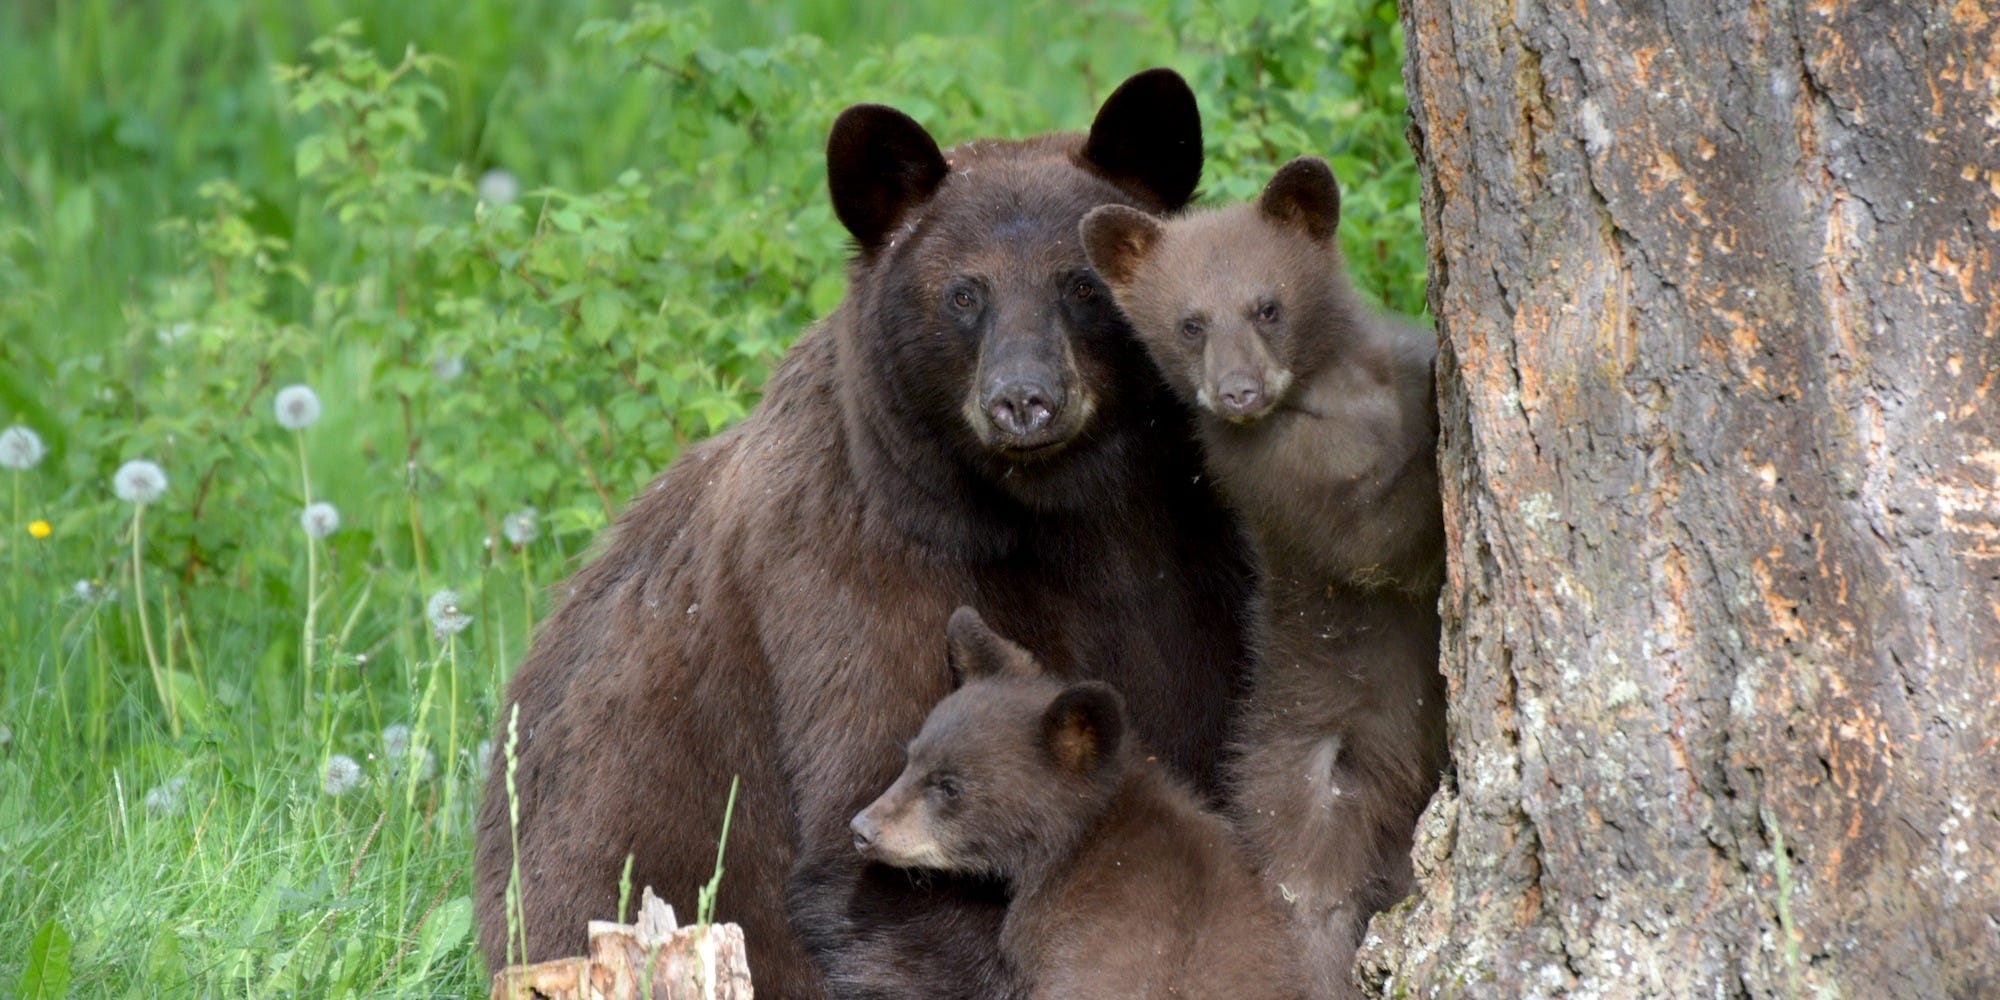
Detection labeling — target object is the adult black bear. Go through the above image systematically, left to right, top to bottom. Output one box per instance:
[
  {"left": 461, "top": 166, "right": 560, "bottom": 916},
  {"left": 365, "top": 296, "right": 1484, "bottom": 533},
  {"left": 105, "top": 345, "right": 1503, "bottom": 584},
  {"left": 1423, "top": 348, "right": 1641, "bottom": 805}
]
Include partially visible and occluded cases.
[
  {"left": 473, "top": 70, "right": 1254, "bottom": 1000},
  {"left": 1083, "top": 156, "right": 1448, "bottom": 999},
  {"left": 853, "top": 607, "right": 1302, "bottom": 1000}
]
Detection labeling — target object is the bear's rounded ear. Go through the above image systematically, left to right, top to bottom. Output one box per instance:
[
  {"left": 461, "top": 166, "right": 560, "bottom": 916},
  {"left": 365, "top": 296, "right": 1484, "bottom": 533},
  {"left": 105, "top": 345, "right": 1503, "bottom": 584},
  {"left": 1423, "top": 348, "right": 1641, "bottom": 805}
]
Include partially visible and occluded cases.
[
  {"left": 1081, "top": 68, "right": 1203, "bottom": 212},
  {"left": 827, "top": 104, "right": 951, "bottom": 253},
  {"left": 1257, "top": 156, "right": 1341, "bottom": 244},
  {"left": 1080, "top": 205, "right": 1165, "bottom": 290},
  {"left": 946, "top": 606, "right": 1044, "bottom": 683},
  {"left": 1041, "top": 681, "right": 1126, "bottom": 776}
]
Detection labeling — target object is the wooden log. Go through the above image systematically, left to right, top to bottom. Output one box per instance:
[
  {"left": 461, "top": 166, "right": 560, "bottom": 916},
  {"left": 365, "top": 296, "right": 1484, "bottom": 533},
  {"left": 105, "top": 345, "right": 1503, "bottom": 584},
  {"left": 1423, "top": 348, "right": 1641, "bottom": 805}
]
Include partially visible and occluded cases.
[{"left": 489, "top": 888, "right": 753, "bottom": 1000}]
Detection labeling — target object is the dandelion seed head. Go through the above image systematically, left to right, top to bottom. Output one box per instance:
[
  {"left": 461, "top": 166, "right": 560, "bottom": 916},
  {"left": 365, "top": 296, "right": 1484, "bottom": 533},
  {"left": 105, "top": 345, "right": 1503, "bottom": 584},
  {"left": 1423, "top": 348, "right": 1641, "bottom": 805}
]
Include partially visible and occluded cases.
[
  {"left": 478, "top": 168, "right": 521, "bottom": 206},
  {"left": 155, "top": 322, "right": 195, "bottom": 346},
  {"left": 430, "top": 354, "right": 465, "bottom": 381},
  {"left": 274, "top": 384, "right": 322, "bottom": 430},
  {"left": 0, "top": 425, "right": 46, "bottom": 470},
  {"left": 113, "top": 460, "right": 168, "bottom": 504},
  {"left": 300, "top": 501, "right": 341, "bottom": 540},
  {"left": 502, "top": 508, "right": 539, "bottom": 547},
  {"left": 427, "top": 589, "right": 473, "bottom": 637},
  {"left": 0, "top": 723, "right": 11, "bottom": 749},
  {"left": 382, "top": 724, "right": 412, "bottom": 760},
  {"left": 475, "top": 738, "right": 494, "bottom": 781},
  {"left": 389, "top": 744, "right": 437, "bottom": 782},
  {"left": 323, "top": 754, "right": 363, "bottom": 796},
  {"left": 144, "top": 776, "right": 189, "bottom": 816}
]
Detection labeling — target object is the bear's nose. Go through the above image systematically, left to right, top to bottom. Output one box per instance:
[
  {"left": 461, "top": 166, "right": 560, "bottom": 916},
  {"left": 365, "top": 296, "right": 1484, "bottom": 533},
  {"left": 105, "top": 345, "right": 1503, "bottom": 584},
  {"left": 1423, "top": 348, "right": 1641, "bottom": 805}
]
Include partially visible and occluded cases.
[
  {"left": 1217, "top": 374, "right": 1265, "bottom": 418},
  {"left": 986, "top": 379, "right": 1058, "bottom": 439},
  {"left": 850, "top": 813, "right": 879, "bottom": 854}
]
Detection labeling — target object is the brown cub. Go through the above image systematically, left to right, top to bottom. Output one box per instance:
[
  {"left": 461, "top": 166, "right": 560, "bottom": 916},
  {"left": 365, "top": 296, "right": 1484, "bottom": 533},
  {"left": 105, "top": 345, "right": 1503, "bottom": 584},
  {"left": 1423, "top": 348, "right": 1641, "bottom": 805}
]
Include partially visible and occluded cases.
[
  {"left": 1082, "top": 157, "right": 1448, "bottom": 998},
  {"left": 853, "top": 607, "right": 1302, "bottom": 1000}
]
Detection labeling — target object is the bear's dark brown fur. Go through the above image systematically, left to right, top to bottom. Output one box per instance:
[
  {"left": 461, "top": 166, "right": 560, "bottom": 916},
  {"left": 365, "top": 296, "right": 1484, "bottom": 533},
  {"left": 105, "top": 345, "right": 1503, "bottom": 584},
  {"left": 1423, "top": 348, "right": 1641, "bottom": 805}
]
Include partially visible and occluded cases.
[
  {"left": 472, "top": 70, "right": 1254, "bottom": 1000},
  {"left": 1083, "top": 157, "right": 1448, "bottom": 999},
  {"left": 853, "top": 608, "right": 1302, "bottom": 1000}
]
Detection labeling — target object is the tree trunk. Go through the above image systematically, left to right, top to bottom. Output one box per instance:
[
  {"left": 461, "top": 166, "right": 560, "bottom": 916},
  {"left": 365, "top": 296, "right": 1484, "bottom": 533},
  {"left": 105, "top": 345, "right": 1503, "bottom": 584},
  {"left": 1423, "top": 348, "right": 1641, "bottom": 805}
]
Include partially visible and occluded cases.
[{"left": 1361, "top": 1, "right": 2000, "bottom": 996}]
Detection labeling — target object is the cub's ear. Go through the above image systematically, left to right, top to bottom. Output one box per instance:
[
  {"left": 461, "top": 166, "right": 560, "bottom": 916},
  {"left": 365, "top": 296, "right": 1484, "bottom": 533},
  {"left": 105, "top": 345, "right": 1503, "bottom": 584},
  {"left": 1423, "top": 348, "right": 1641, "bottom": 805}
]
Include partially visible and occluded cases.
[
  {"left": 1081, "top": 68, "right": 1203, "bottom": 212},
  {"left": 827, "top": 104, "right": 951, "bottom": 253},
  {"left": 1258, "top": 156, "right": 1341, "bottom": 244},
  {"left": 1080, "top": 205, "right": 1166, "bottom": 290},
  {"left": 946, "top": 606, "right": 1044, "bottom": 683},
  {"left": 1041, "top": 682, "right": 1126, "bottom": 776}
]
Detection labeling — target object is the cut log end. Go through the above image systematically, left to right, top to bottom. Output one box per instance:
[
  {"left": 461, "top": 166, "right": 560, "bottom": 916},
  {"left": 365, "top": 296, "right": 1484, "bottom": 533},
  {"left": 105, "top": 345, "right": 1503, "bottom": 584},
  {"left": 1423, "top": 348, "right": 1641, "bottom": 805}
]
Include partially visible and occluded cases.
[{"left": 490, "top": 888, "right": 754, "bottom": 1000}]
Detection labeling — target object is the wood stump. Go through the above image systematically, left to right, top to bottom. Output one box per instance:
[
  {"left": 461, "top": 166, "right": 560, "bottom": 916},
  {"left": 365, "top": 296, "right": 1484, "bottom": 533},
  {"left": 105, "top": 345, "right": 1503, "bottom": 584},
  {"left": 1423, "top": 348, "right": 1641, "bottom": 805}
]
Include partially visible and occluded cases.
[{"left": 489, "top": 889, "right": 753, "bottom": 1000}]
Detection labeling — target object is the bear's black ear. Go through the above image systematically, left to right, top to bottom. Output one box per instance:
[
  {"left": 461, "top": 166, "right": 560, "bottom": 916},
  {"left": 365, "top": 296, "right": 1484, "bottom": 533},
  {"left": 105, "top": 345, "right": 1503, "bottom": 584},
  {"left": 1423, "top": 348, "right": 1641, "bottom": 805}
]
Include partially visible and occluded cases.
[
  {"left": 1081, "top": 68, "right": 1203, "bottom": 212},
  {"left": 827, "top": 104, "right": 951, "bottom": 253},
  {"left": 1258, "top": 156, "right": 1341, "bottom": 244},
  {"left": 1080, "top": 205, "right": 1166, "bottom": 290},
  {"left": 946, "top": 606, "right": 1044, "bottom": 683},
  {"left": 1041, "top": 682, "right": 1126, "bottom": 776}
]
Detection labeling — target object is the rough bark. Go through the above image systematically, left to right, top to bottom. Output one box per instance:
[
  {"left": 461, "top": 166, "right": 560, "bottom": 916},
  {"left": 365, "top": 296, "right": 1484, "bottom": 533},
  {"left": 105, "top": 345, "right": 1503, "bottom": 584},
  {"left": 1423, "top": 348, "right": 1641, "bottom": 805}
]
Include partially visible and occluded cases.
[{"left": 1362, "top": 1, "right": 2000, "bottom": 996}]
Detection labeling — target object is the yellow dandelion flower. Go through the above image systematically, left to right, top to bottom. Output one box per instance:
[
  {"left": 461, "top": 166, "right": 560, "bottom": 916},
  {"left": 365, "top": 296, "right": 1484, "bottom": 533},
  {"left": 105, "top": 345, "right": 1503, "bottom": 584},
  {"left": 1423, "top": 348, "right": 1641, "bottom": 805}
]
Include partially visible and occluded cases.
[{"left": 28, "top": 519, "right": 51, "bottom": 540}]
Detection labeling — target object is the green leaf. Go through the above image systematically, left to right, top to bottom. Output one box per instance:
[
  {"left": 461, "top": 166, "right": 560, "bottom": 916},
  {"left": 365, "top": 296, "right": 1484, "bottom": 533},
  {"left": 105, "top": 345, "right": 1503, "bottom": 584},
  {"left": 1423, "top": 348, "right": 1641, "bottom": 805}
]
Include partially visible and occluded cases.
[{"left": 17, "top": 919, "right": 74, "bottom": 1000}]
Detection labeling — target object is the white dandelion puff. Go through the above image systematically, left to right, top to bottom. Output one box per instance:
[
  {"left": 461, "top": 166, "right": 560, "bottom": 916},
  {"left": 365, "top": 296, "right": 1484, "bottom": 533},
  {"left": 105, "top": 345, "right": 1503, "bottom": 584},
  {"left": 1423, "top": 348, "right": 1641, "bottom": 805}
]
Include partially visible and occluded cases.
[
  {"left": 477, "top": 168, "right": 521, "bottom": 206},
  {"left": 155, "top": 322, "right": 195, "bottom": 346},
  {"left": 430, "top": 354, "right": 465, "bottom": 381},
  {"left": 274, "top": 384, "right": 322, "bottom": 430},
  {"left": 0, "top": 425, "right": 46, "bottom": 470},
  {"left": 113, "top": 460, "right": 168, "bottom": 504},
  {"left": 300, "top": 501, "right": 341, "bottom": 539},
  {"left": 502, "top": 508, "right": 539, "bottom": 547},
  {"left": 427, "top": 590, "right": 473, "bottom": 637},
  {"left": 0, "top": 722, "right": 11, "bottom": 750},
  {"left": 382, "top": 724, "right": 412, "bottom": 761},
  {"left": 475, "top": 738, "right": 494, "bottom": 781},
  {"left": 389, "top": 744, "right": 437, "bottom": 782},
  {"left": 323, "top": 754, "right": 363, "bottom": 796},
  {"left": 144, "top": 776, "right": 189, "bottom": 816}
]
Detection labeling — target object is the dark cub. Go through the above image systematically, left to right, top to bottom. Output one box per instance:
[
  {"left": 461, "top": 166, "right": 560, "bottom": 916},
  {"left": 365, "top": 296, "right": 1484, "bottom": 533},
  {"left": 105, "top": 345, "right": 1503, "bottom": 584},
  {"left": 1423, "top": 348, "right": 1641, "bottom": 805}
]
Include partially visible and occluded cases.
[{"left": 853, "top": 608, "right": 1303, "bottom": 1000}]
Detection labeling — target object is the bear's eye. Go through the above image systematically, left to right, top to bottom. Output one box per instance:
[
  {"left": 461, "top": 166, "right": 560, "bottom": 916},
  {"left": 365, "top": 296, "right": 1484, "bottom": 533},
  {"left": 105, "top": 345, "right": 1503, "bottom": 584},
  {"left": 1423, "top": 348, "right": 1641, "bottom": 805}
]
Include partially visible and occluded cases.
[
  {"left": 1071, "top": 278, "right": 1095, "bottom": 302},
  {"left": 947, "top": 284, "right": 980, "bottom": 313},
  {"left": 1255, "top": 301, "right": 1281, "bottom": 324},
  {"left": 1180, "top": 318, "right": 1205, "bottom": 341},
  {"left": 933, "top": 775, "right": 962, "bottom": 801}
]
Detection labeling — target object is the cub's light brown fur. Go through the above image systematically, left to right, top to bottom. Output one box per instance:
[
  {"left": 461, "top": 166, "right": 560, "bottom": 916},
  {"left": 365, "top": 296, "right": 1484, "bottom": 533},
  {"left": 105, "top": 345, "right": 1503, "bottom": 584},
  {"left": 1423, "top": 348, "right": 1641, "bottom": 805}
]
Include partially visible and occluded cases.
[{"left": 1084, "top": 157, "right": 1448, "bottom": 999}]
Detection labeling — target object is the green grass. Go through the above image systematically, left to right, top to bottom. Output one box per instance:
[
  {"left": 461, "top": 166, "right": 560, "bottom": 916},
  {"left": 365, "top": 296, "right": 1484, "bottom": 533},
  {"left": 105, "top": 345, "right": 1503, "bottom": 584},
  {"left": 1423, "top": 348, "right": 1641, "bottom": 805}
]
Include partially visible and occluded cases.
[{"left": 0, "top": 0, "right": 1420, "bottom": 994}]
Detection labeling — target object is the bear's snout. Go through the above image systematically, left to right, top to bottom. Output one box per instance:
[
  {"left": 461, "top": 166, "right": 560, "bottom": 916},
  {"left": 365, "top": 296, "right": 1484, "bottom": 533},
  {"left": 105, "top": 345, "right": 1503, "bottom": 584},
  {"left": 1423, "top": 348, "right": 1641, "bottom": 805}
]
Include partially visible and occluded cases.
[
  {"left": 986, "top": 378, "right": 1060, "bottom": 441},
  {"left": 850, "top": 811, "right": 881, "bottom": 855}
]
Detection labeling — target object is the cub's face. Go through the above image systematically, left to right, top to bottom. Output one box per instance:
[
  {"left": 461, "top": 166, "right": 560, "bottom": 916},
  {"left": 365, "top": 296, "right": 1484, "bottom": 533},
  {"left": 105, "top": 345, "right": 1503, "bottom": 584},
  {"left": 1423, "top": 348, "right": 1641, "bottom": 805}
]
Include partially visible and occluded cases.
[
  {"left": 825, "top": 70, "right": 1205, "bottom": 508},
  {"left": 1081, "top": 157, "right": 1346, "bottom": 425},
  {"left": 850, "top": 608, "right": 1127, "bottom": 881},
  {"left": 849, "top": 679, "right": 1056, "bottom": 875}
]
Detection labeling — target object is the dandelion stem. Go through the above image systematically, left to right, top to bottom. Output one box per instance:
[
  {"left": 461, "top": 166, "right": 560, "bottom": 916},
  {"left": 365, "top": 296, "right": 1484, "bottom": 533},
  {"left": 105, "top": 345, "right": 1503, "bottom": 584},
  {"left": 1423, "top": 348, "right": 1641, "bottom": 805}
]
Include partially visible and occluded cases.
[
  {"left": 297, "top": 429, "right": 319, "bottom": 732},
  {"left": 8, "top": 471, "right": 21, "bottom": 641},
  {"left": 131, "top": 503, "right": 179, "bottom": 738},
  {"left": 306, "top": 530, "right": 320, "bottom": 730}
]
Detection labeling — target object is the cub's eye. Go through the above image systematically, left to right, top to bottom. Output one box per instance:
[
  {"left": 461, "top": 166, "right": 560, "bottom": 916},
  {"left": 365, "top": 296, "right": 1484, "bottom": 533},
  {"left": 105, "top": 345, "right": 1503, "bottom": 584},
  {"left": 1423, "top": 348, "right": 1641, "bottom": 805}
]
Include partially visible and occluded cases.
[
  {"left": 1071, "top": 279, "right": 1095, "bottom": 302},
  {"left": 951, "top": 289, "right": 977, "bottom": 310},
  {"left": 1255, "top": 301, "right": 1281, "bottom": 324},
  {"left": 1180, "top": 318, "right": 1205, "bottom": 341},
  {"left": 933, "top": 776, "right": 962, "bottom": 801}
]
